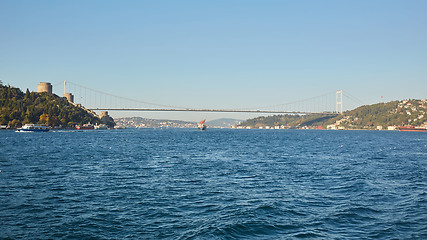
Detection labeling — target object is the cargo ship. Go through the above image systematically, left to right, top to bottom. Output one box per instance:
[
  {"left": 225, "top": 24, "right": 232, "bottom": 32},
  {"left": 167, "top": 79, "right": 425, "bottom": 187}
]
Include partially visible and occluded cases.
[
  {"left": 198, "top": 120, "right": 207, "bottom": 130},
  {"left": 75, "top": 123, "right": 95, "bottom": 130},
  {"left": 398, "top": 126, "right": 427, "bottom": 132}
]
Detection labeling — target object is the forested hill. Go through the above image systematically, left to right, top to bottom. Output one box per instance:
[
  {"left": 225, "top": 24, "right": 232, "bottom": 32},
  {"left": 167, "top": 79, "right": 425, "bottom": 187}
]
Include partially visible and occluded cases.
[
  {"left": 0, "top": 83, "right": 101, "bottom": 128},
  {"left": 238, "top": 99, "right": 427, "bottom": 129},
  {"left": 329, "top": 100, "right": 427, "bottom": 129},
  {"left": 238, "top": 114, "right": 338, "bottom": 129}
]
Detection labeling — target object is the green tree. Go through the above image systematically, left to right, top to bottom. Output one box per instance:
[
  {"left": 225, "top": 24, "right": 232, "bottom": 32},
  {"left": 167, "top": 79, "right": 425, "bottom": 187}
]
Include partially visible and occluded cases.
[{"left": 25, "top": 88, "right": 30, "bottom": 99}]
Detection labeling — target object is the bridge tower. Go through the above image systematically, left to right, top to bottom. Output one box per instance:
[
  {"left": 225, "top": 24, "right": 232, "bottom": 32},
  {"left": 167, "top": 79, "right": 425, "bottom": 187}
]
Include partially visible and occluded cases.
[
  {"left": 63, "top": 80, "right": 74, "bottom": 103},
  {"left": 336, "top": 90, "right": 343, "bottom": 114}
]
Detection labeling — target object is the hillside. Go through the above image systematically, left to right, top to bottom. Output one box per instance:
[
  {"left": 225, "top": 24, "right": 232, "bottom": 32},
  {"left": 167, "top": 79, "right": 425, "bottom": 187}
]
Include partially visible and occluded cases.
[
  {"left": 0, "top": 83, "right": 103, "bottom": 128},
  {"left": 237, "top": 99, "right": 427, "bottom": 130},
  {"left": 327, "top": 99, "right": 427, "bottom": 129},
  {"left": 238, "top": 114, "right": 337, "bottom": 129},
  {"left": 206, "top": 118, "right": 243, "bottom": 128}
]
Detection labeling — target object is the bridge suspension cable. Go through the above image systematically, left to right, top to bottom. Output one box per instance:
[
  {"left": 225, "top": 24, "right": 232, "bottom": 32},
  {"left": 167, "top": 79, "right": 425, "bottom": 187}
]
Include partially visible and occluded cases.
[
  {"left": 61, "top": 81, "right": 358, "bottom": 114},
  {"left": 66, "top": 81, "right": 191, "bottom": 110},
  {"left": 343, "top": 90, "right": 366, "bottom": 107},
  {"left": 236, "top": 91, "right": 338, "bottom": 113}
]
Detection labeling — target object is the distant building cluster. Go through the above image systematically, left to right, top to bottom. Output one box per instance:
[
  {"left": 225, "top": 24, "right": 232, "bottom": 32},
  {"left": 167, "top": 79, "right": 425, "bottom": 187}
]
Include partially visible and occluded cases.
[
  {"left": 398, "top": 100, "right": 426, "bottom": 121},
  {"left": 326, "top": 116, "right": 350, "bottom": 130},
  {"left": 115, "top": 117, "right": 197, "bottom": 129},
  {"left": 232, "top": 125, "right": 292, "bottom": 129}
]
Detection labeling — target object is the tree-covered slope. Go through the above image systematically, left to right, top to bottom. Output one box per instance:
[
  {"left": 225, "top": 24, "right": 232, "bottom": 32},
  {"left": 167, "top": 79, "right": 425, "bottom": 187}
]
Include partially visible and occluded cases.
[
  {"left": 0, "top": 83, "right": 101, "bottom": 127},
  {"left": 238, "top": 99, "right": 427, "bottom": 129},
  {"left": 332, "top": 100, "right": 427, "bottom": 129},
  {"left": 239, "top": 114, "right": 338, "bottom": 128}
]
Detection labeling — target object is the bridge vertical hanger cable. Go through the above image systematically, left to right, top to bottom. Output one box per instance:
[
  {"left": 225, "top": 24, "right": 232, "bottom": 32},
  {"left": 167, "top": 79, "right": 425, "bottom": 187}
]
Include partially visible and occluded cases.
[
  {"left": 62, "top": 81, "right": 362, "bottom": 114},
  {"left": 67, "top": 81, "right": 191, "bottom": 110},
  {"left": 234, "top": 91, "right": 337, "bottom": 113}
]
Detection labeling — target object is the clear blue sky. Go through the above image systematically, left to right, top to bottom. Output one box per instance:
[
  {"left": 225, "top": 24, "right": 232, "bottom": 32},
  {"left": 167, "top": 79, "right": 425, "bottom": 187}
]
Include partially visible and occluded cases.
[{"left": 1, "top": 0, "right": 426, "bottom": 121}]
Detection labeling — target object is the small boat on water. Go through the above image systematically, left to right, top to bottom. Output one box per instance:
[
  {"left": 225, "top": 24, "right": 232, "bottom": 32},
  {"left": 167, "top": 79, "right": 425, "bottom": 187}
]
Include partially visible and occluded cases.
[
  {"left": 198, "top": 119, "right": 207, "bottom": 130},
  {"left": 75, "top": 123, "right": 95, "bottom": 130},
  {"left": 17, "top": 124, "right": 49, "bottom": 132},
  {"left": 94, "top": 124, "right": 108, "bottom": 130},
  {"left": 398, "top": 126, "right": 427, "bottom": 132}
]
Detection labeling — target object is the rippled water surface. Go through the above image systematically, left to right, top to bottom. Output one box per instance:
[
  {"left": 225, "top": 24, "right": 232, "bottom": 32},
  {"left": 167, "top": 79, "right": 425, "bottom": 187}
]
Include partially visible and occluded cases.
[{"left": 1, "top": 129, "right": 426, "bottom": 239}]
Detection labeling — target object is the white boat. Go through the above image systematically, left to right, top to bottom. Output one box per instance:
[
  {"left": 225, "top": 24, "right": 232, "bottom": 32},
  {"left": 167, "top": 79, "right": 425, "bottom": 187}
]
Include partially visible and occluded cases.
[
  {"left": 75, "top": 123, "right": 94, "bottom": 130},
  {"left": 17, "top": 124, "right": 49, "bottom": 132},
  {"left": 94, "top": 124, "right": 108, "bottom": 130}
]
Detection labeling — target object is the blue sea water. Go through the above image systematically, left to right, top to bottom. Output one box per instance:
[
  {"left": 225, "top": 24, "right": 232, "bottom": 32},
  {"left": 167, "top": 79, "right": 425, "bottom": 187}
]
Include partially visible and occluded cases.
[{"left": 0, "top": 129, "right": 426, "bottom": 239}]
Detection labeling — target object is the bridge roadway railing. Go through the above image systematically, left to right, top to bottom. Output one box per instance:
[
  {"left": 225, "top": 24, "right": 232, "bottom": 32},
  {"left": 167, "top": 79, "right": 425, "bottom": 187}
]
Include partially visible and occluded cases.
[{"left": 87, "top": 108, "right": 339, "bottom": 115}]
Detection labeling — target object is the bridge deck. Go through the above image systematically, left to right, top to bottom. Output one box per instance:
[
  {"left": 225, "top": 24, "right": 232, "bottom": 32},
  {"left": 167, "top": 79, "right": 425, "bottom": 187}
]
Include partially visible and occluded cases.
[{"left": 87, "top": 108, "right": 338, "bottom": 115}]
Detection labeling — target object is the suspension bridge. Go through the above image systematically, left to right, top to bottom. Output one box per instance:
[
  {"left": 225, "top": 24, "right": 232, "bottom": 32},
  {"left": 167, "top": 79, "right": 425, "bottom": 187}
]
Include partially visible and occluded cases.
[{"left": 51, "top": 81, "right": 365, "bottom": 115}]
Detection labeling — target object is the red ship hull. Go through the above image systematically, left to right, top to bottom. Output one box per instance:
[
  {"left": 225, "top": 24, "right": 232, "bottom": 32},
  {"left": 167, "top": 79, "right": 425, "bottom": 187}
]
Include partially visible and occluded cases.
[{"left": 399, "top": 126, "right": 427, "bottom": 132}]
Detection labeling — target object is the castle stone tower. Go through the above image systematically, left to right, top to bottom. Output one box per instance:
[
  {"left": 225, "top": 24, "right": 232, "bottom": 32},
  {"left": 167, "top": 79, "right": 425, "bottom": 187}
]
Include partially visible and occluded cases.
[
  {"left": 37, "top": 82, "right": 52, "bottom": 94},
  {"left": 63, "top": 93, "right": 74, "bottom": 103}
]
